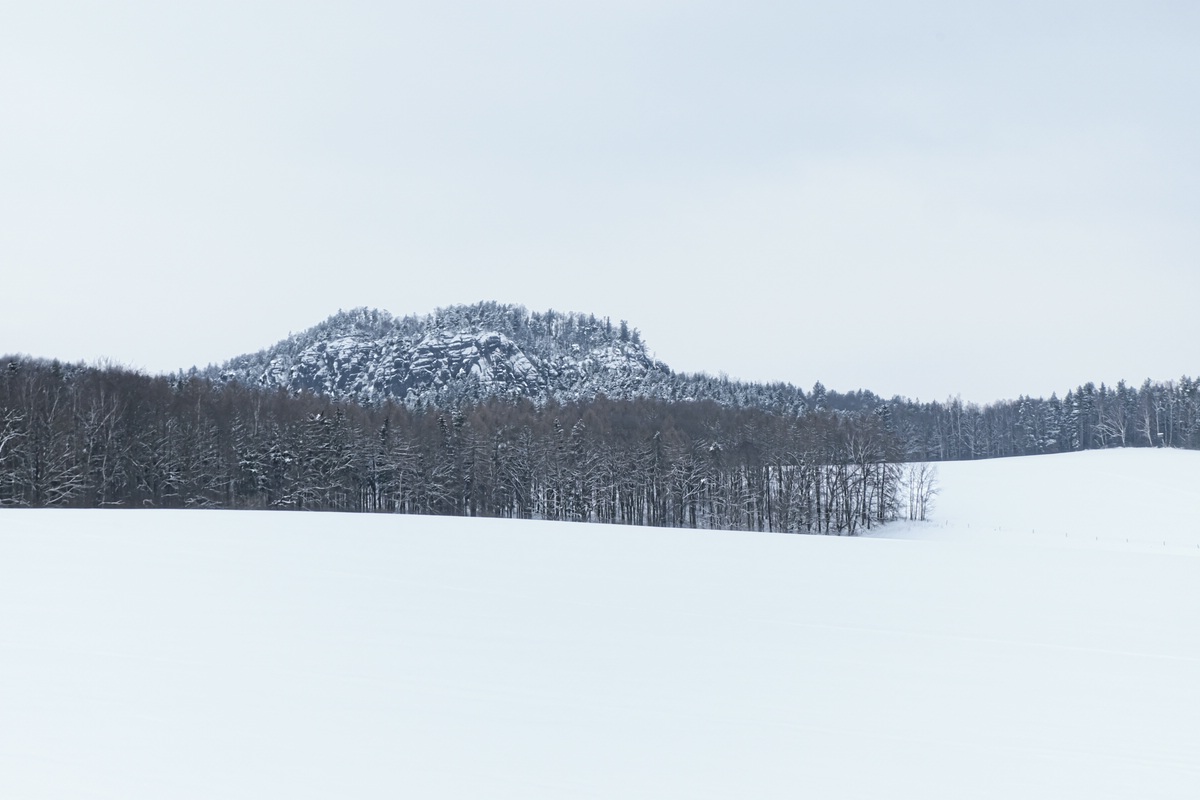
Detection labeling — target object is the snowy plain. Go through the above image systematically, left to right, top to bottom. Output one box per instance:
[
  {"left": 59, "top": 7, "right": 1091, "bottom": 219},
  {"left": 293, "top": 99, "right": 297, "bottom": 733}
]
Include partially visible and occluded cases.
[{"left": 2, "top": 449, "right": 1198, "bottom": 799}]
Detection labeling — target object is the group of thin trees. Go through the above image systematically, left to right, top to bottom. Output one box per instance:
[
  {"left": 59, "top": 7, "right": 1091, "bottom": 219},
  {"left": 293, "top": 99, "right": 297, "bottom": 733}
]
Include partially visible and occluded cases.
[
  {"left": 0, "top": 357, "right": 913, "bottom": 534},
  {"left": 890, "top": 378, "right": 1200, "bottom": 461}
]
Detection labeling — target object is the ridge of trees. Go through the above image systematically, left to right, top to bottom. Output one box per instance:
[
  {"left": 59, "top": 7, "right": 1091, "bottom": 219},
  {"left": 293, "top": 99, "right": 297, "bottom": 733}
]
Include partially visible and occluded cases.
[
  {"left": 206, "top": 303, "right": 826, "bottom": 412},
  {"left": 208, "top": 306, "right": 1200, "bottom": 460},
  {"left": 4, "top": 354, "right": 1196, "bottom": 529},
  {"left": 0, "top": 357, "right": 916, "bottom": 533},
  {"left": 891, "top": 377, "right": 1200, "bottom": 459}
]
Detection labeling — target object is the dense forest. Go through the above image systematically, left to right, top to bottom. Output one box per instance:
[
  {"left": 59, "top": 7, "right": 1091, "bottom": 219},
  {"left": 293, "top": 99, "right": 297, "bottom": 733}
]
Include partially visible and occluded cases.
[
  {"left": 206, "top": 306, "right": 1200, "bottom": 457},
  {"left": 2, "top": 355, "right": 1197, "bottom": 533},
  {"left": 0, "top": 358, "right": 911, "bottom": 534},
  {"left": 892, "top": 377, "right": 1200, "bottom": 459}
]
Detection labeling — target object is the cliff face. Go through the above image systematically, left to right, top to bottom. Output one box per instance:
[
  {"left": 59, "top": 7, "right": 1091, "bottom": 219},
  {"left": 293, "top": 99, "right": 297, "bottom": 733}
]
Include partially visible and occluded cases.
[{"left": 212, "top": 303, "right": 672, "bottom": 407}]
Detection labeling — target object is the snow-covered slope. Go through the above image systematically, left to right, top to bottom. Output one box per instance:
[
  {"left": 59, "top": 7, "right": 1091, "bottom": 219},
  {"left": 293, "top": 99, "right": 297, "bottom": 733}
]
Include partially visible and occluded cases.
[
  {"left": 207, "top": 302, "right": 816, "bottom": 412},
  {"left": 212, "top": 304, "right": 673, "bottom": 406},
  {"left": 882, "top": 447, "right": 1200, "bottom": 554},
  {"left": 2, "top": 449, "right": 1199, "bottom": 799}
]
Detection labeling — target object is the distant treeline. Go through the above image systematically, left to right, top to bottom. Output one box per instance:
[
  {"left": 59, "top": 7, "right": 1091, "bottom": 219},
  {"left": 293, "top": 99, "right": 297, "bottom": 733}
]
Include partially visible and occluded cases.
[
  {"left": 3, "top": 357, "right": 1196, "bottom": 530},
  {"left": 0, "top": 358, "right": 914, "bottom": 534},
  {"left": 886, "top": 377, "right": 1200, "bottom": 460}
]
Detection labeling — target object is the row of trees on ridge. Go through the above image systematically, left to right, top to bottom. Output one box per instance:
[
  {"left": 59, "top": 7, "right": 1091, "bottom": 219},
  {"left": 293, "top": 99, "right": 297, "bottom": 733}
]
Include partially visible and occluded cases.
[{"left": 0, "top": 358, "right": 924, "bottom": 533}]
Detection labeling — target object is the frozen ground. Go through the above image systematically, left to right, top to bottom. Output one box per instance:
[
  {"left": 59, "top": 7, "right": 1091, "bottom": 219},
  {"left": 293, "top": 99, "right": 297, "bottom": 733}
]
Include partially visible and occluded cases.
[
  {"left": 882, "top": 447, "right": 1200, "bottom": 555},
  {"left": 2, "top": 449, "right": 1198, "bottom": 798}
]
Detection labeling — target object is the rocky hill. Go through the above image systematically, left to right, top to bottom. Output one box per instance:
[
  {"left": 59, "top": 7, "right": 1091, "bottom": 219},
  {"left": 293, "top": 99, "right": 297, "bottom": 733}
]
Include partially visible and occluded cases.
[{"left": 210, "top": 303, "right": 692, "bottom": 408}]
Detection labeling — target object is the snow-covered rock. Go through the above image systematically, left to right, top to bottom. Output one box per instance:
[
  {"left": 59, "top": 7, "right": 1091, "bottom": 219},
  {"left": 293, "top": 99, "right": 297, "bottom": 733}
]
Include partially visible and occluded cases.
[{"left": 212, "top": 303, "right": 673, "bottom": 407}]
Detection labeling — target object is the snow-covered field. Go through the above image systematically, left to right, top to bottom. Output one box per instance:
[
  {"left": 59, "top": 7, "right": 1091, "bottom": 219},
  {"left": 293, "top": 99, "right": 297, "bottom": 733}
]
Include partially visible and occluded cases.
[{"left": 2, "top": 449, "right": 1198, "bottom": 799}]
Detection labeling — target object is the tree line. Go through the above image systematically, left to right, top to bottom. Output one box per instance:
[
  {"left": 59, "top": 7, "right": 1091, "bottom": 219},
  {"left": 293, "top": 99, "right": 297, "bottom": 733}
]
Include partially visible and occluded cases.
[
  {"left": 8, "top": 355, "right": 1192, "bottom": 529},
  {"left": 0, "top": 357, "right": 919, "bottom": 534},
  {"left": 888, "top": 378, "right": 1200, "bottom": 461}
]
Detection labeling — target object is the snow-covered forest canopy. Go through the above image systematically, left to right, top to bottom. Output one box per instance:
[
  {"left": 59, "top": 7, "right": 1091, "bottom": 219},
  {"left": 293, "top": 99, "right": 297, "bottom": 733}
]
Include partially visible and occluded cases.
[
  {"left": 204, "top": 302, "right": 1200, "bottom": 458},
  {"left": 2, "top": 303, "right": 1197, "bottom": 526},
  {"left": 0, "top": 358, "right": 907, "bottom": 533}
]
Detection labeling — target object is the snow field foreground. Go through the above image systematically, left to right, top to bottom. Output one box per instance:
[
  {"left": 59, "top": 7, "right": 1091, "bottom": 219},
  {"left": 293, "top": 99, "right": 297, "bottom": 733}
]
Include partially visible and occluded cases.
[
  {"left": 883, "top": 447, "right": 1200, "bottom": 554},
  {"left": 2, "top": 449, "right": 1199, "bottom": 799}
]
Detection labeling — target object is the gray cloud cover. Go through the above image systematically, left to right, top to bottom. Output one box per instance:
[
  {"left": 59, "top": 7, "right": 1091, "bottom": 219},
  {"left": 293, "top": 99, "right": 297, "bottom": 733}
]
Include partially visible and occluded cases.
[{"left": 3, "top": 1, "right": 1196, "bottom": 402}]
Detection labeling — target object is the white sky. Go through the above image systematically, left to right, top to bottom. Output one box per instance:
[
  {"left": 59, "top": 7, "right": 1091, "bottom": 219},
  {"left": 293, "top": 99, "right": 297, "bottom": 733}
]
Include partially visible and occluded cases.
[{"left": 3, "top": 1, "right": 1197, "bottom": 403}]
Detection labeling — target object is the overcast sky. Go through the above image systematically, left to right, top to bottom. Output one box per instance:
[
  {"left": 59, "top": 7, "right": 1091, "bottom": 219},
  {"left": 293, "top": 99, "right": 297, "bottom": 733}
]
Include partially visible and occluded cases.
[{"left": 3, "top": 1, "right": 1197, "bottom": 403}]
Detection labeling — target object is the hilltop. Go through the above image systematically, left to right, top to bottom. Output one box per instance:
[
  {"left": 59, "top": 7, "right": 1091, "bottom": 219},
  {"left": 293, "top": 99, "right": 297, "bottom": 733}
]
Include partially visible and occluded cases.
[{"left": 208, "top": 302, "right": 819, "bottom": 412}]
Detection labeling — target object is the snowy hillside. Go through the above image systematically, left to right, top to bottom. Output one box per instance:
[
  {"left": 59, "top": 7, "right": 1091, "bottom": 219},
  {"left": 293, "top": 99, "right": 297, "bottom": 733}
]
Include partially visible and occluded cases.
[
  {"left": 206, "top": 302, "right": 818, "bottom": 412},
  {"left": 211, "top": 303, "right": 673, "bottom": 407},
  {"left": 882, "top": 447, "right": 1200, "bottom": 554},
  {"left": 2, "top": 449, "right": 1199, "bottom": 799}
]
